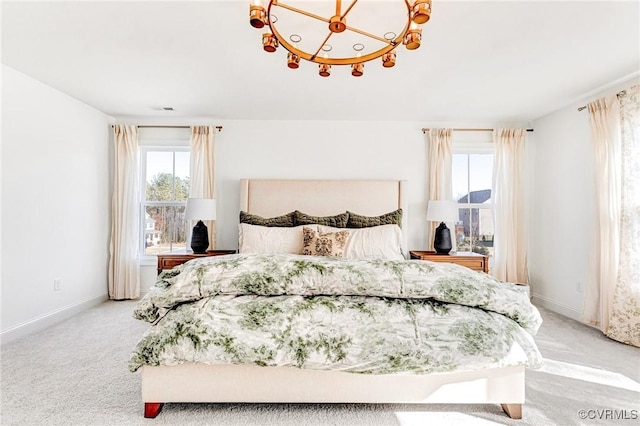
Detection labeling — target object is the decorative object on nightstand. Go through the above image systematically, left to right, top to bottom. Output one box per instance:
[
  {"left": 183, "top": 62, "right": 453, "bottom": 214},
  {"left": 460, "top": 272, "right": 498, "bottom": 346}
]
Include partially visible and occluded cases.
[
  {"left": 185, "top": 198, "right": 216, "bottom": 254},
  {"left": 426, "top": 200, "right": 458, "bottom": 254}
]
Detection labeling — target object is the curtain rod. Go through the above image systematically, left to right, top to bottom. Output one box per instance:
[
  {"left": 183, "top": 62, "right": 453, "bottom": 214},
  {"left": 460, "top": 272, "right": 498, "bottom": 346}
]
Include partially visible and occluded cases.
[
  {"left": 577, "top": 86, "right": 633, "bottom": 112},
  {"left": 111, "top": 125, "right": 222, "bottom": 131},
  {"left": 421, "top": 127, "right": 534, "bottom": 134}
]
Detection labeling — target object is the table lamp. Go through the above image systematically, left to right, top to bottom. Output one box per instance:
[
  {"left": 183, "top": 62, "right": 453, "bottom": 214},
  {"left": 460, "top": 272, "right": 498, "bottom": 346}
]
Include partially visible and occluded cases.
[
  {"left": 185, "top": 198, "right": 216, "bottom": 254},
  {"left": 426, "top": 200, "right": 458, "bottom": 254}
]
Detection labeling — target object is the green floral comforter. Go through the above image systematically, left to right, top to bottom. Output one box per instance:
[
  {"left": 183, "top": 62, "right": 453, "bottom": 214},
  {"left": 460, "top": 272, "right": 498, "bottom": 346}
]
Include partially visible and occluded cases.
[{"left": 129, "top": 253, "right": 543, "bottom": 374}]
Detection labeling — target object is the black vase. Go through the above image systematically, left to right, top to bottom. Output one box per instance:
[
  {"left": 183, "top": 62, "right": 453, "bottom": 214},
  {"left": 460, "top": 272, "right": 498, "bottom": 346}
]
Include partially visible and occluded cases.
[
  {"left": 190, "top": 220, "right": 209, "bottom": 254},
  {"left": 434, "top": 222, "right": 452, "bottom": 254}
]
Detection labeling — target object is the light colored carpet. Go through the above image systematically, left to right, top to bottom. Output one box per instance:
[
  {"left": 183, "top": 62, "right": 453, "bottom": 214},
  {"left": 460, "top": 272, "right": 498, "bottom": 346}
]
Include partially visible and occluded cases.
[{"left": 1, "top": 300, "right": 638, "bottom": 426}]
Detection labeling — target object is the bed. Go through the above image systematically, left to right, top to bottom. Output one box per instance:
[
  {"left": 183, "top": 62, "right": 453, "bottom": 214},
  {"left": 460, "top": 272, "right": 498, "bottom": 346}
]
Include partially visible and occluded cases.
[{"left": 131, "top": 179, "right": 542, "bottom": 420}]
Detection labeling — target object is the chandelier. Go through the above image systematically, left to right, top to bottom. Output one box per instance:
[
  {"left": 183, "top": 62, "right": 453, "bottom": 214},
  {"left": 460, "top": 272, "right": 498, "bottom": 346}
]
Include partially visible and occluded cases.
[{"left": 249, "top": 0, "right": 432, "bottom": 77}]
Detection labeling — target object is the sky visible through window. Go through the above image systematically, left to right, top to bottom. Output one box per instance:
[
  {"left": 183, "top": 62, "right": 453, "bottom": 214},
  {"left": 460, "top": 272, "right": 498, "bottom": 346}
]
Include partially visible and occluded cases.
[
  {"left": 146, "top": 151, "right": 190, "bottom": 192},
  {"left": 452, "top": 154, "right": 493, "bottom": 201}
]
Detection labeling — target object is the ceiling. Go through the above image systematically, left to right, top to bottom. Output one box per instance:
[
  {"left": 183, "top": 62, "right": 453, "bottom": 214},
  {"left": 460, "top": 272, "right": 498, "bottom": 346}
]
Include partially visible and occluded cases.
[{"left": 2, "top": 1, "right": 639, "bottom": 122}]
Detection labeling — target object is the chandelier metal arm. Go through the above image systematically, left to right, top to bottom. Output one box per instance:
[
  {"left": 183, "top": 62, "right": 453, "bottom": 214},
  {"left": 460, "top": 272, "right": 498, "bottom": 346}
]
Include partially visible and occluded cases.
[
  {"left": 272, "top": 0, "right": 392, "bottom": 47},
  {"left": 276, "top": 0, "right": 361, "bottom": 32},
  {"left": 340, "top": 0, "right": 359, "bottom": 20},
  {"left": 276, "top": 2, "right": 330, "bottom": 24},
  {"left": 345, "top": 24, "right": 392, "bottom": 45},
  {"left": 310, "top": 31, "right": 335, "bottom": 60}
]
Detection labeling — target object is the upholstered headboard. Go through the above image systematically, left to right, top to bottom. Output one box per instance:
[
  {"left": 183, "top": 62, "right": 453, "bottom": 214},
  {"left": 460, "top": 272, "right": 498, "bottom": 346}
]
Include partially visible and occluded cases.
[{"left": 239, "top": 179, "right": 409, "bottom": 255}]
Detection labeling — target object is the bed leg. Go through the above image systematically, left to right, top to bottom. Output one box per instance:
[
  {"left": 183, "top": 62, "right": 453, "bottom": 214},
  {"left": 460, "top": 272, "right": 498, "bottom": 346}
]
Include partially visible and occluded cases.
[
  {"left": 144, "top": 402, "right": 164, "bottom": 418},
  {"left": 501, "top": 403, "right": 522, "bottom": 419}
]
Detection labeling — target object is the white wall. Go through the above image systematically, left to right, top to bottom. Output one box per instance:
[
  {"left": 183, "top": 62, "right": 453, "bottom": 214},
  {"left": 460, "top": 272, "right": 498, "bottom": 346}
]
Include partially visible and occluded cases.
[
  {"left": 1, "top": 65, "right": 113, "bottom": 341},
  {"left": 529, "top": 76, "right": 639, "bottom": 320}
]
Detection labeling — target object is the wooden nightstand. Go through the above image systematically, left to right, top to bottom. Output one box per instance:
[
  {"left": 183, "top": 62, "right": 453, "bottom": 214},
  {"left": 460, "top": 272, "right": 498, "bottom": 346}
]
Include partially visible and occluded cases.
[
  {"left": 157, "top": 250, "right": 236, "bottom": 275},
  {"left": 410, "top": 250, "right": 489, "bottom": 273}
]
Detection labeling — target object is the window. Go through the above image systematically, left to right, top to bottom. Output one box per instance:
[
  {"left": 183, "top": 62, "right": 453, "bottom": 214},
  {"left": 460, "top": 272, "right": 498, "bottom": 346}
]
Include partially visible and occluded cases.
[
  {"left": 140, "top": 148, "right": 190, "bottom": 256},
  {"left": 452, "top": 152, "right": 494, "bottom": 257}
]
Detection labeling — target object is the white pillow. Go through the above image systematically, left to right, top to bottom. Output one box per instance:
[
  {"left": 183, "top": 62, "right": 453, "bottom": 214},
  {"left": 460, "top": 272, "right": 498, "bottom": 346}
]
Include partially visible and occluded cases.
[
  {"left": 239, "top": 223, "right": 314, "bottom": 254},
  {"left": 317, "top": 224, "right": 404, "bottom": 260}
]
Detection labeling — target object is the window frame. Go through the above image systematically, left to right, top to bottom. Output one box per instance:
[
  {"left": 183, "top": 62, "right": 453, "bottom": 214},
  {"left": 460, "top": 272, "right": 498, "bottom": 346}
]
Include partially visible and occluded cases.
[
  {"left": 452, "top": 140, "right": 494, "bottom": 256},
  {"left": 139, "top": 146, "right": 191, "bottom": 262}
]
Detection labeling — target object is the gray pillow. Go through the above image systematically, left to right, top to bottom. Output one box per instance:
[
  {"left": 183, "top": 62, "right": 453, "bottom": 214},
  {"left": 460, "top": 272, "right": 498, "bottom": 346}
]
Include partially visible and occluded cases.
[
  {"left": 346, "top": 209, "right": 403, "bottom": 228},
  {"left": 294, "top": 210, "right": 349, "bottom": 228},
  {"left": 239, "top": 211, "right": 295, "bottom": 227}
]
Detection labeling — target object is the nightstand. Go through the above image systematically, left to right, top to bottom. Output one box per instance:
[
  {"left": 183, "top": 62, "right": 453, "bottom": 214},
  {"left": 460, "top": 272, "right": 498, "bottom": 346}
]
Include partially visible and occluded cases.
[
  {"left": 157, "top": 249, "right": 236, "bottom": 275},
  {"left": 410, "top": 250, "right": 489, "bottom": 273}
]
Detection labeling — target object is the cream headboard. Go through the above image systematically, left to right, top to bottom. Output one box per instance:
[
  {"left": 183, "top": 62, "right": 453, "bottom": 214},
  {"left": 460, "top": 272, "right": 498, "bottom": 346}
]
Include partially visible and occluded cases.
[{"left": 239, "top": 179, "right": 409, "bottom": 256}]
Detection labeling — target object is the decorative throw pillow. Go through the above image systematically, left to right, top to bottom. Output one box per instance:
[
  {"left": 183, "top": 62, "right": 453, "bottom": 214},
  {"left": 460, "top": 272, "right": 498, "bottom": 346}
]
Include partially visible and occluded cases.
[
  {"left": 346, "top": 209, "right": 403, "bottom": 228},
  {"left": 294, "top": 210, "right": 349, "bottom": 228},
  {"left": 240, "top": 211, "right": 295, "bottom": 227},
  {"left": 302, "top": 227, "right": 349, "bottom": 257}
]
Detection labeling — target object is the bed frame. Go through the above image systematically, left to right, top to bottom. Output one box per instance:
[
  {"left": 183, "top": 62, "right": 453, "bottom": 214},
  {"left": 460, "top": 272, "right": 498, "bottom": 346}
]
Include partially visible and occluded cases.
[{"left": 141, "top": 179, "right": 524, "bottom": 419}]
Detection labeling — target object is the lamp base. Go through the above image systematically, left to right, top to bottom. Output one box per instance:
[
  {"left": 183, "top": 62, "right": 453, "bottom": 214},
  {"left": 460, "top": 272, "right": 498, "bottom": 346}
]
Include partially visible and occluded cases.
[
  {"left": 190, "top": 220, "right": 210, "bottom": 254},
  {"left": 434, "top": 222, "right": 452, "bottom": 254}
]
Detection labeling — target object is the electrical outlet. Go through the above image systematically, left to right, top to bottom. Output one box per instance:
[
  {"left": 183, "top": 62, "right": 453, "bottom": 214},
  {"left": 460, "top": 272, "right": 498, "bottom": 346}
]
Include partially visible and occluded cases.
[
  {"left": 54, "top": 278, "right": 62, "bottom": 292},
  {"left": 576, "top": 281, "right": 583, "bottom": 293}
]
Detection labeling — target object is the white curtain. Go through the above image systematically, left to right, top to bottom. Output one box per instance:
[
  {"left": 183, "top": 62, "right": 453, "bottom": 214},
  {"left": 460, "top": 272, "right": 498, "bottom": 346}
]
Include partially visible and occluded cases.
[
  {"left": 585, "top": 86, "right": 640, "bottom": 346},
  {"left": 583, "top": 96, "right": 621, "bottom": 332},
  {"left": 108, "top": 125, "right": 140, "bottom": 299},
  {"left": 189, "top": 126, "right": 217, "bottom": 249},
  {"left": 426, "top": 129, "right": 454, "bottom": 251},
  {"left": 492, "top": 129, "right": 528, "bottom": 283}
]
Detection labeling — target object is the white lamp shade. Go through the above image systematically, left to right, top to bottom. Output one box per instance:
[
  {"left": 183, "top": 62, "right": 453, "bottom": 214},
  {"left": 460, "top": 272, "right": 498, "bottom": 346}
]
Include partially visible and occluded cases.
[
  {"left": 185, "top": 198, "right": 216, "bottom": 220},
  {"left": 426, "top": 200, "right": 458, "bottom": 223}
]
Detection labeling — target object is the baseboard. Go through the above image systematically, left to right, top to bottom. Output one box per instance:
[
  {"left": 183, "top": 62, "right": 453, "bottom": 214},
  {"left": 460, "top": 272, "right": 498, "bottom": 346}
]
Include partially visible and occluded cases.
[
  {"left": 531, "top": 293, "right": 582, "bottom": 322},
  {"left": 0, "top": 294, "right": 108, "bottom": 345}
]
